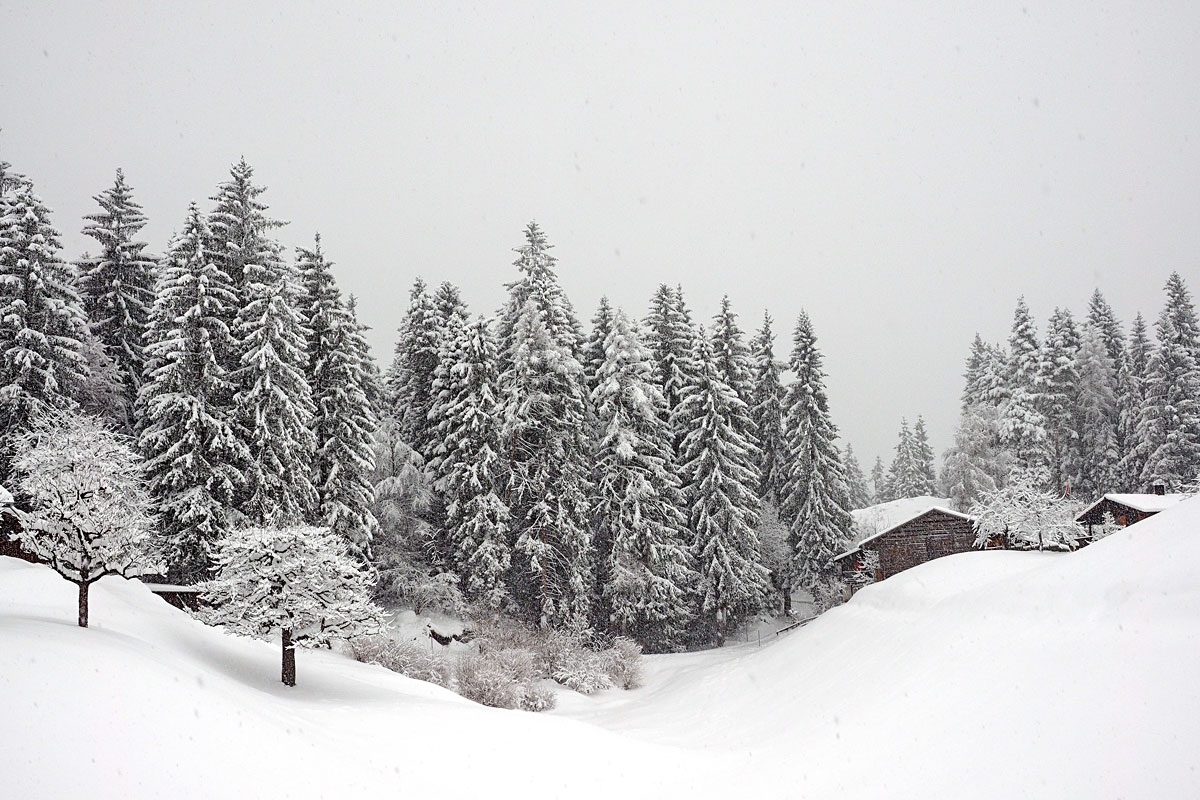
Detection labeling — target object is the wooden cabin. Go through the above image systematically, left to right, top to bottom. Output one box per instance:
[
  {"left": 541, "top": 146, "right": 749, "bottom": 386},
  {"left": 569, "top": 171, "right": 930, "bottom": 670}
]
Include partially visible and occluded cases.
[
  {"left": 1075, "top": 490, "right": 1185, "bottom": 541},
  {"left": 834, "top": 505, "right": 981, "bottom": 586}
]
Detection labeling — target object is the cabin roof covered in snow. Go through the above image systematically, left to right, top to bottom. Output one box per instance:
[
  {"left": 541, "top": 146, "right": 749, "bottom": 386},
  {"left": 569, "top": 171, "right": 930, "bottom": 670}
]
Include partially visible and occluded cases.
[
  {"left": 0, "top": 484, "right": 12, "bottom": 505},
  {"left": 1076, "top": 493, "right": 1187, "bottom": 520},
  {"left": 836, "top": 498, "right": 975, "bottom": 561}
]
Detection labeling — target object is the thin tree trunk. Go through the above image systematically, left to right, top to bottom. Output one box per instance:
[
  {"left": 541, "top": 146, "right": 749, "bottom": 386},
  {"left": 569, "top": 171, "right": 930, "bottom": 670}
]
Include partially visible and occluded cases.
[
  {"left": 77, "top": 580, "right": 89, "bottom": 628},
  {"left": 281, "top": 628, "right": 296, "bottom": 687}
]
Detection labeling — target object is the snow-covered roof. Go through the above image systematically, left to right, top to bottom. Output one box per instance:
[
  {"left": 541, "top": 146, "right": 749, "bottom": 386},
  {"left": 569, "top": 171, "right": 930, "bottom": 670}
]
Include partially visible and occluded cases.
[
  {"left": 0, "top": 484, "right": 12, "bottom": 505},
  {"left": 1076, "top": 493, "right": 1187, "bottom": 520},
  {"left": 835, "top": 497, "right": 974, "bottom": 561}
]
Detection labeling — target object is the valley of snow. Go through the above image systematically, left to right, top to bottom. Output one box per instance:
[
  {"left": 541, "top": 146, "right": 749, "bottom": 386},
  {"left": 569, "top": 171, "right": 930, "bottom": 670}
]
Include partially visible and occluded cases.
[{"left": 4, "top": 497, "right": 1200, "bottom": 798}]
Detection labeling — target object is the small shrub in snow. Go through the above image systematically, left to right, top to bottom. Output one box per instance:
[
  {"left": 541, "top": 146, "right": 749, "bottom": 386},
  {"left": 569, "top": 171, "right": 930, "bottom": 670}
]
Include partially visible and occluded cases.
[
  {"left": 350, "top": 635, "right": 453, "bottom": 688},
  {"left": 602, "top": 637, "right": 643, "bottom": 690},
  {"left": 456, "top": 648, "right": 555, "bottom": 711}
]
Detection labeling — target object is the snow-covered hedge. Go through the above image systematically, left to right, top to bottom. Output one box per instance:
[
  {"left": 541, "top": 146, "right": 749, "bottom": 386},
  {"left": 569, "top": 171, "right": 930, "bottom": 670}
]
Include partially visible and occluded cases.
[
  {"left": 350, "top": 635, "right": 453, "bottom": 688},
  {"left": 456, "top": 648, "right": 555, "bottom": 711}
]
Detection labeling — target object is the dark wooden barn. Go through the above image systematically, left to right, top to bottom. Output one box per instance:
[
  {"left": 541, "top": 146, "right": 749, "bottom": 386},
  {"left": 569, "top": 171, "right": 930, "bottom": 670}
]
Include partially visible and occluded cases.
[
  {"left": 1075, "top": 491, "right": 1185, "bottom": 541},
  {"left": 834, "top": 505, "right": 982, "bottom": 586}
]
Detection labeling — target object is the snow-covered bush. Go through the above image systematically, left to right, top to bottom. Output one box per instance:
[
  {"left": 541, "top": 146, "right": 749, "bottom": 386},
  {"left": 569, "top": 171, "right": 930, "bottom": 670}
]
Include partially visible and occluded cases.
[
  {"left": 9, "top": 412, "right": 157, "bottom": 628},
  {"left": 972, "top": 477, "right": 1082, "bottom": 551},
  {"left": 1090, "top": 511, "right": 1123, "bottom": 543},
  {"left": 203, "top": 525, "right": 385, "bottom": 686},
  {"left": 848, "top": 551, "right": 881, "bottom": 590},
  {"left": 470, "top": 616, "right": 643, "bottom": 696},
  {"left": 350, "top": 634, "right": 453, "bottom": 688},
  {"left": 602, "top": 637, "right": 643, "bottom": 690},
  {"left": 456, "top": 648, "right": 555, "bottom": 711}
]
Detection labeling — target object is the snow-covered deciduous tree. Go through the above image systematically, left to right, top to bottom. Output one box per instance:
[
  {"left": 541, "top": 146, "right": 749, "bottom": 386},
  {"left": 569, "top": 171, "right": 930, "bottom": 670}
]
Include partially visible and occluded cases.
[
  {"left": 78, "top": 169, "right": 156, "bottom": 426},
  {"left": 0, "top": 180, "right": 89, "bottom": 482},
  {"left": 138, "top": 203, "right": 246, "bottom": 584},
  {"left": 299, "top": 237, "right": 377, "bottom": 559},
  {"left": 232, "top": 240, "right": 316, "bottom": 526},
  {"left": 501, "top": 298, "right": 594, "bottom": 629},
  {"left": 591, "top": 309, "right": 695, "bottom": 651},
  {"left": 749, "top": 311, "right": 786, "bottom": 504},
  {"left": 780, "top": 312, "right": 852, "bottom": 593},
  {"left": 1072, "top": 323, "right": 1120, "bottom": 498},
  {"left": 677, "top": 332, "right": 769, "bottom": 644},
  {"left": 10, "top": 413, "right": 156, "bottom": 628},
  {"left": 842, "top": 444, "right": 872, "bottom": 510},
  {"left": 972, "top": 476, "right": 1081, "bottom": 552},
  {"left": 754, "top": 503, "right": 794, "bottom": 615},
  {"left": 203, "top": 524, "right": 384, "bottom": 686}
]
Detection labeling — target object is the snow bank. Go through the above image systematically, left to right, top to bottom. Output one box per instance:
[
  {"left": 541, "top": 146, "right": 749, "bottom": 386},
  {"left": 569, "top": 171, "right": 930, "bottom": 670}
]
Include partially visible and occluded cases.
[{"left": 4, "top": 495, "right": 1200, "bottom": 798}]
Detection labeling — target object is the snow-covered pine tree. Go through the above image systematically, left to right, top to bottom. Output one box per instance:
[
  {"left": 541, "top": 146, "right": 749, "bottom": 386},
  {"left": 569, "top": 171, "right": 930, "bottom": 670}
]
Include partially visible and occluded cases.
[
  {"left": 206, "top": 159, "right": 284, "bottom": 379},
  {"left": 78, "top": 169, "right": 156, "bottom": 428},
  {"left": 0, "top": 180, "right": 90, "bottom": 483},
  {"left": 139, "top": 203, "right": 246, "bottom": 583},
  {"left": 497, "top": 221, "right": 584, "bottom": 356},
  {"left": 232, "top": 236, "right": 316, "bottom": 526},
  {"left": 299, "top": 237, "right": 378, "bottom": 559},
  {"left": 1163, "top": 271, "right": 1200, "bottom": 359},
  {"left": 386, "top": 278, "right": 439, "bottom": 455},
  {"left": 425, "top": 281, "right": 470, "bottom": 471},
  {"left": 644, "top": 284, "right": 696, "bottom": 421},
  {"left": 1087, "top": 289, "right": 1126, "bottom": 374},
  {"left": 583, "top": 295, "right": 615, "bottom": 394},
  {"left": 710, "top": 296, "right": 755, "bottom": 404},
  {"left": 1001, "top": 297, "right": 1052, "bottom": 488},
  {"left": 501, "top": 298, "right": 594, "bottom": 628},
  {"left": 1040, "top": 307, "right": 1081, "bottom": 494},
  {"left": 591, "top": 309, "right": 694, "bottom": 651},
  {"left": 749, "top": 311, "right": 786, "bottom": 504},
  {"left": 1134, "top": 311, "right": 1200, "bottom": 490},
  {"left": 779, "top": 312, "right": 852, "bottom": 597},
  {"left": 1117, "top": 313, "right": 1152, "bottom": 489},
  {"left": 433, "top": 316, "right": 511, "bottom": 612},
  {"left": 1072, "top": 323, "right": 1120, "bottom": 498},
  {"left": 677, "top": 331, "right": 768, "bottom": 645},
  {"left": 961, "top": 333, "right": 991, "bottom": 411},
  {"left": 940, "top": 404, "right": 1006, "bottom": 511},
  {"left": 912, "top": 417, "right": 937, "bottom": 495},
  {"left": 884, "top": 419, "right": 917, "bottom": 500},
  {"left": 842, "top": 444, "right": 872, "bottom": 509},
  {"left": 869, "top": 456, "right": 886, "bottom": 504},
  {"left": 203, "top": 524, "right": 384, "bottom": 686}
]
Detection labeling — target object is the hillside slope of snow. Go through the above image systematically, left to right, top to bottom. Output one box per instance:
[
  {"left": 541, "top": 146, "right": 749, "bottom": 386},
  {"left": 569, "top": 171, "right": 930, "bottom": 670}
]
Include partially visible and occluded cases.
[{"left": 4, "top": 496, "right": 1200, "bottom": 798}]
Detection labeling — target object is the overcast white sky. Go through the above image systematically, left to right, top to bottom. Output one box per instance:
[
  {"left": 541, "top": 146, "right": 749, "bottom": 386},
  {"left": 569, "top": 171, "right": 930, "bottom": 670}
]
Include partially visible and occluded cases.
[{"left": 2, "top": 1, "right": 1198, "bottom": 467}]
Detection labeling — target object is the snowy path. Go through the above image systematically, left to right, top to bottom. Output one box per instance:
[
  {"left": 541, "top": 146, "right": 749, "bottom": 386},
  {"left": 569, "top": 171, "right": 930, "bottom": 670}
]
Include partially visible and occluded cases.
[{"left": 4, "top": 497, "right": 1200, "bottom": 798}]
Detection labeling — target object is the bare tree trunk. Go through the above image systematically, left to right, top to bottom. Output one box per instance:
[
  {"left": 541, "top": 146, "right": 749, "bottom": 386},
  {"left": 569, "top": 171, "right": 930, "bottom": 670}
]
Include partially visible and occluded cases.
[
  {"left": 78, "top": 580, "right": 89, "bottom": 628},
  {"left": 281, "top": 628, "right": 296, "bottom": 687}
]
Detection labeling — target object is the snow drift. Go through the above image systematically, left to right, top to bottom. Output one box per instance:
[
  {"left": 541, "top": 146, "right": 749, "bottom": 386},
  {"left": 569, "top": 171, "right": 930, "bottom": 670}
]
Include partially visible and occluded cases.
[{"left": 4, "top": 496, "right": 1200, "bottom": 798}]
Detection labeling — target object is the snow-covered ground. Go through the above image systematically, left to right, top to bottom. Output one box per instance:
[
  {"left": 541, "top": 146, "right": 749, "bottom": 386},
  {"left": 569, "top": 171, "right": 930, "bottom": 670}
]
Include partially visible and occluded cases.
[{"left": 4, "top": 496, "right": 1200, "bottom": 798}]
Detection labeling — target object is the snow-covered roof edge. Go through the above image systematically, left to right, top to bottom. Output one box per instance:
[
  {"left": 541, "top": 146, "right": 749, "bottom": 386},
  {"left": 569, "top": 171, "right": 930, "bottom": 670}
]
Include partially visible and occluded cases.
[
  {"left": 0, "top": 484, "right": 12, "bottom": 505},
  {"left": 1075, "top": 493, "right": 1188, "bottom": 520},
  {"left": 833, "top": 505, "right": 976, "bottom": 562}
]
